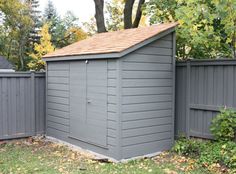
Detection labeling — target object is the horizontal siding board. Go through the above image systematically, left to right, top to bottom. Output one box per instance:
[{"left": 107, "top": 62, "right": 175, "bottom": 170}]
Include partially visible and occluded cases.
[
  {"left": 160, "top": 34, "right": 172, "bottom": 41},
  {"left": 151, "top": 39, "right": 172, "bottom": 48},
  {"left": 135, "top": 47, "right": 172, "bottom": 56},
  {"left": 124, "top": 54, "right": 172, "bottom": 63},
  {"left": 48, "top": 62, "right": 69, "bottom": 70},
  {"left": 122, "top": 62, "right": 172, "bottom": 71},
  {"left": 47, "top": 70, "right": 69, "bottom": 77},
  {"left": 108, "top": 70, "right": 117, "bottom": 79},
  {"left": 123, "top": 71, "right": 172, "bottom": 79},
  {"left": 48, "top": 77, "right": 69, "bottom": 84},
  {"left": 123, "top": 79, "right": 172, "bottom": 87},
  {"left": 48, "top": 84, "right": 69, "bottom": 91},
  {"left": 123, "top": 87, "right": 172, "bottom": 96},
  {"left": 48, "top": 90, "right": 69, "bottom": 98},
  {"left": 122, "top": 94, "right": 172, "bottom": 104},
  {"left": 47, "top": 96, "right": 69, "bottom": 105},
  {"left": 48, "top": 102, "right": 69, "bottom": 112},
  {"left": 122, "top": 102, "right": 172, "bottom": 113},
  {"left": 47, "top": 108, "right": 69, "bottom": 118},
  {"left": 123, "top": 109, "right": 172, "bottom": 121},
  {"left": 108, "top": 112, "right": 117, "bottom": 121},
  {"left": 47, "top": 115, "right": 69, "bottom": 125},
  {"left": 122, "top": 117, "right": 172, "bottom": 130},
  {"left": 47, "top": 121, "right": 69, "bottom": 133},
  {"left": 122, "top": 124, "right": 172, "bottom": 138},
  {"left": 108, "top": 129, "right": 117, "bottom": 138},
  {"left": 122, "top": 131, "right": 171, "bottom": 146},
  {"left": 122, "top": 139, "right": 172, "bottom": 159}
]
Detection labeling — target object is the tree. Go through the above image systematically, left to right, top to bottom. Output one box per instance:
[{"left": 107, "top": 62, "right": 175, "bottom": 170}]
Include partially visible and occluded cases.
[
  {"left": 0, "top": 0, "right": 33, "bottom": 70},
  {"left": 25, "top": 0, "right": 42, "bottom": 52},
  {"left": 43, "top": 0, "right": 60, "bottom": 46},
  {"left": 43, "top": 0, "right": 58, "bottom": 21},
  {"left": 93, "top": 0, "right": 146, "bottom": 32},
  {"left": 94, "top": 0, "right": 107, "bottom": 33},
  {"left": 105, "top": 0, "right": 124, "bottom": 31},
  {"left": 124, "top": 0, "right": 146, "bottom": 29},
  {"left": 132, "top": 0, "right": 145, "bottom": 28},
  {"left": 144, "top": 0, "right": 232, "bottom": 59},
  {"left": 212, "top": 0, "right": 236, "bottom": 58},
  {"left": 83, "top": 17, "right": 97, "bottom": 35},
  {"left": 28, "top": 23, "right": 54, "bottom": 70}
]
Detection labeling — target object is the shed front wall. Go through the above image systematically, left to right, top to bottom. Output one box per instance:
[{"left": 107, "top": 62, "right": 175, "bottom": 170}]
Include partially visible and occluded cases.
[
  {"left": 120, "top": 33, "right": 175, "bottom": 159},
  {"left": 46, "top": 59, "right": 120, "bottom": 160}
]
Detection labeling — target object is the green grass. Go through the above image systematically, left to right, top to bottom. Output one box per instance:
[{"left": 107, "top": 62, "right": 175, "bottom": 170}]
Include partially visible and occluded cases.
[{"left": 0, "top": 138, "right": 217, "bottom": 174}]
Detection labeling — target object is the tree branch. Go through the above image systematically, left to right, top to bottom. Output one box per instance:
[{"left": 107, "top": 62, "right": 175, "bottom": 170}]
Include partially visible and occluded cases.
[{"left": 132, "top": 0, "right": 145, "bottom": 28}]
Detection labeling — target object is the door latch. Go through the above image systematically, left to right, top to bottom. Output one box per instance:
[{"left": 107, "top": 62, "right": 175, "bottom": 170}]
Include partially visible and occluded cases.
[{"left": 87, "top": 98, "right": 92, "bottom": 103}]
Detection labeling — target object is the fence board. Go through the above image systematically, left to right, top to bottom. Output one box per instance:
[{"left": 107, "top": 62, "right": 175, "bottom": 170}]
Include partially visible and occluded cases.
[
  {"left": 176, "top": 59, "right": 236, "bottom": 139},
  {"left": 0, "top": 72, "right": 45, "bottom": 140}
]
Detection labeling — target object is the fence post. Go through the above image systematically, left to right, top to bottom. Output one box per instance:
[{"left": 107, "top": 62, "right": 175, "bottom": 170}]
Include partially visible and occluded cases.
[
  {"left": 186, "top": 60, "right": 191, "bottom": 138},
  {"left": 31, "top": 71, "right": 36, "bottom": 135}
]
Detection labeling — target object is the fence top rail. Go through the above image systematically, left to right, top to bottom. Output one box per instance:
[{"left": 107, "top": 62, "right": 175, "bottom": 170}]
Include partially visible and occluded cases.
[
  {"left": 177, "top": 59, "right": 236, "bottom": 66},
  {"left": 0, "top": 72, "right": 45, "bottom": 77}
]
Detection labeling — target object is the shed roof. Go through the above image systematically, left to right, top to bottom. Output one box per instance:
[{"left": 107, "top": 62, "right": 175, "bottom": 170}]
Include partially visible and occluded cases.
[
  {"left": 44, "top": 22, "right": 178, "bottom": 60},
  {"left": 0, "top": 56, "right": 13, "bottom": 69}
]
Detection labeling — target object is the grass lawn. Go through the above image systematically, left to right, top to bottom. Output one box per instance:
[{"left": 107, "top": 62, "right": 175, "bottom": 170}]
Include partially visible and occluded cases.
[{"left": 0, "top": 138, "right": 226, "bottom": 174}]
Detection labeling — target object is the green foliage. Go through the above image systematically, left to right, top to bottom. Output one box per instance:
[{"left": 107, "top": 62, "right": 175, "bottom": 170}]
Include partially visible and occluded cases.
[
  {"left": 0, "top": 0, "right": 34, "bottom": 70},
  {"left": 0, "top": 0, "right": 87, "bottom": 70},
  {"left": 25, "top": 0, "right": 42, "bottom": 53},
  {"left": 105, "top": 0, "right": 124, "bottom": 31},
  {"left": 144, "top": 0, "right": 234, "bottom": 60},
  {"left": 213, "top": 0, "right": 236, "bottom": 59},
  {"left": 43, "top": 2, "right": 87, "bottom": 48},
  {"left": 28, "top": 23, "right": 54, "bottom": 70},
  {"left": 210, "top": 108, "right": 236, "bottom": 141},
  {"left": 172, "top": 137, "right": 204, "bottom": 156},
  {"left": 173, "top": 138, "right": 236, "bottom": 170},
  {"left": 198, "top": 141, "right": 236, "bottom": 168}
]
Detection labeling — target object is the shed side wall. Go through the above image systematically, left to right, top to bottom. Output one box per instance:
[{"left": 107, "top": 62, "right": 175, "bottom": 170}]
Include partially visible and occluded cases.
[
  {"left": 121, "top": 33, "right": 174, "bottom": 159},
  {"left": 46, "top": 60, "right": 119, "bottom": 159}
]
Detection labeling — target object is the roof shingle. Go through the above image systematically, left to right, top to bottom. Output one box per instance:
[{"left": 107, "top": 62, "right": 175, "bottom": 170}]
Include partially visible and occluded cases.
[{"left": 44, "top": 22, "right": 178, "bottom": 58}]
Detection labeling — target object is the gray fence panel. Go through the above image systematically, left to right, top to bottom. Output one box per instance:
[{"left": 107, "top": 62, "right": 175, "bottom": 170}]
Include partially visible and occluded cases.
[
  {"left": 176, "top": 59, "right": 236, "bottom": 139},
  {"left": 0, "top": 72, "right": 45, "bottom": 140}
]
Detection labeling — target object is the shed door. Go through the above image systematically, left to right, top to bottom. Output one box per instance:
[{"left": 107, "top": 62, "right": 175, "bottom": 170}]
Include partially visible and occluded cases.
[{"left": 69, "top": 60, "right": 108, "bottom": 147}]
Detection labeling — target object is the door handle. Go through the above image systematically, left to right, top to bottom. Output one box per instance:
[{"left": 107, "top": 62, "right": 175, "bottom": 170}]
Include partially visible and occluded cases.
[{"left": 87, "top": 99, "right": 92, "bottom": 103}]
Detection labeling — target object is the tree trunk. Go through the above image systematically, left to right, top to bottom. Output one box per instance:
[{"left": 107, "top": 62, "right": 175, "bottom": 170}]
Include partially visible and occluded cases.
[
  {"left": 94, "top": 0, "right": 107, "bottom": 33},
  {"left": 124, "top": 0, "right": 135, "bottom": 29},
  {"left": 132, "top": 0, "right": 145, "bottom": 28},
  {"left": 233, "top": 21, "right": 236, "bottom": 59}
]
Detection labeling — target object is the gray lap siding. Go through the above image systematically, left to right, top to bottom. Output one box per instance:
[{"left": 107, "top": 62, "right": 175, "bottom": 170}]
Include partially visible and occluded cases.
[{"left": 121, "top": 34, "right": 174, "bottom": 159}]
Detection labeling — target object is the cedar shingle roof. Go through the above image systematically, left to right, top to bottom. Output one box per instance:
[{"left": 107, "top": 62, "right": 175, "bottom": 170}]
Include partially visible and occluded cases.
[{"left": 44, "top": 23, "right": 178, "bottom": 58}]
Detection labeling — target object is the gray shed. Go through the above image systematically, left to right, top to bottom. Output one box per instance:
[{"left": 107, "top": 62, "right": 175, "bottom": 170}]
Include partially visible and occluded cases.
[{"left": 43, "top": 23, "right": 177, "bottom": 161}]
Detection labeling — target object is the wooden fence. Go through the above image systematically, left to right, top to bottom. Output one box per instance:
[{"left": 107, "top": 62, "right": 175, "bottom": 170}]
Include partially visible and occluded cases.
[
  {"left": 175, "top": 59, "right": 236, "bottom": 139},
  {"left": 0, "top": 72, "right": 46, "bottom": 140}
]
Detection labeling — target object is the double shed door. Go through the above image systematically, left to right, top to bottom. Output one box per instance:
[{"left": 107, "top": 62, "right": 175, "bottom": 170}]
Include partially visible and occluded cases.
[{"left": 69, "top": 60, "right": 108, "bottom": 147}]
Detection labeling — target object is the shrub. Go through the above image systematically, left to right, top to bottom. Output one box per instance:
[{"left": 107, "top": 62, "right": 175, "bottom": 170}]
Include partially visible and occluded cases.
[
  {"left": 210, "top": 108, "right": 236, "bottom": 141},
  {"left": 172, "top": 137, "right": 205, "bottom": 157},
  {"left": 173, "top": 138, "right": 236, "bottom": 169}
]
